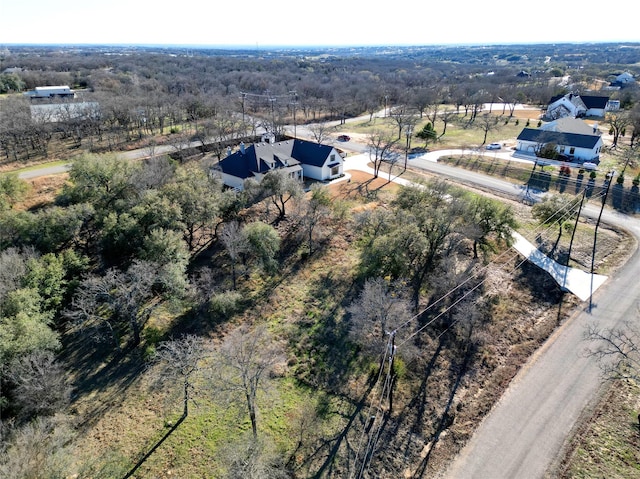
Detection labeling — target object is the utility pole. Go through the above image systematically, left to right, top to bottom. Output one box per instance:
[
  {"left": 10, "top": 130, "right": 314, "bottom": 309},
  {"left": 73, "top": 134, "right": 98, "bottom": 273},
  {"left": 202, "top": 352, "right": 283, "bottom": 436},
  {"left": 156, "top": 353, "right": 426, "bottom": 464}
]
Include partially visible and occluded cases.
[
  {"left": 289, "top": 90, "right": 298, "bottom": 138},
  {"left": 239, "top": 92, "right": 247, "bottom": 127},
  {"left": 404, "top": 125, "right": 413, "bottom": 171},
  {"left": 589, "top": 170, "right": 614, "bottom": 312},
  {"left": 562, "top": 188, "right": 586, "bottom": 290}
]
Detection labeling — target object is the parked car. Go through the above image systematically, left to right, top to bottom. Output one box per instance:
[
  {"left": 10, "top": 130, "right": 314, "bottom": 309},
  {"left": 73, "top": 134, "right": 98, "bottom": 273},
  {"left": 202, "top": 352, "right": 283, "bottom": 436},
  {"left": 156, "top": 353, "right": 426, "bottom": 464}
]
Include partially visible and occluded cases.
[
  {"left": 337, "top": 135, "right": 351, "bottom": 142},
  {"left": 485, "top": 143, "right": 501, "bottom": 150}
]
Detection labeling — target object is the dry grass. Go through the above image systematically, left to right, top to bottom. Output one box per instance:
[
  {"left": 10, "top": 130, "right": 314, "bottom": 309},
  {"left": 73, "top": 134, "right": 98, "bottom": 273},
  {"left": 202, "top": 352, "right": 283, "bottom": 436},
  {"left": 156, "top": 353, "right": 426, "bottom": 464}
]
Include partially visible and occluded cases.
[
  {"left": 13, "top": 174, "right": 69, "bottom": 210},
  {"left": 556, "top": 380, "right": 640, "bottom": 479}
]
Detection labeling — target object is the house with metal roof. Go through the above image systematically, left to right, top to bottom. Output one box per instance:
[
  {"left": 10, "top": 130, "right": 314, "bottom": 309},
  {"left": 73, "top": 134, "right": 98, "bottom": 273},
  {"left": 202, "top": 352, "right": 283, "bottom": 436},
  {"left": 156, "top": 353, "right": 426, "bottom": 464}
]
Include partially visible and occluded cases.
[
  {"left": 23, "top": 85, "right": 76, "bottom": 100},
  {"left": 515, "top": 117, "right": 604, "bottom": 164},
  {"left": 214, "top": 138, "right": 344, "bottom": 190}
]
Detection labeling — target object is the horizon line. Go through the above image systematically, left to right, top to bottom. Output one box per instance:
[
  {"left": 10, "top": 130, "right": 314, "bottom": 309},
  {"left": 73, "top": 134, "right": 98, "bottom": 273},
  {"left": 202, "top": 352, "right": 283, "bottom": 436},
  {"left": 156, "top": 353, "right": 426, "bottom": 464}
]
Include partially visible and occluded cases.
[{"left": 2, "top": 40, "right": 640, "bottom": 50}]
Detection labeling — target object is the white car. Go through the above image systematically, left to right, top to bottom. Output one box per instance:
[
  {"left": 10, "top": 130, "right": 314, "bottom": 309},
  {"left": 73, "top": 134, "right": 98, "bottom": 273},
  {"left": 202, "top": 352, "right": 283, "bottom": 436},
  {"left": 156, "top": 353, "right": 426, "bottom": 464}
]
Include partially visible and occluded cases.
[{"left": 485, "top": 143, "right": 501, "bottom": 150}]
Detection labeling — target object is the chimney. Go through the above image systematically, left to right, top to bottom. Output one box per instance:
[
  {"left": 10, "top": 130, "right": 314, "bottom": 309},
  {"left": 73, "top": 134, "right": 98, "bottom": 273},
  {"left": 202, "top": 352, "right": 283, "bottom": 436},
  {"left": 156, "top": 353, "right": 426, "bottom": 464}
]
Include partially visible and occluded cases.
[
  {"left": 240, "top": 142, "right": 245, "bottom": 154},
  {"left": 227, "top": 146, "right": 232, "bottom": 157}
]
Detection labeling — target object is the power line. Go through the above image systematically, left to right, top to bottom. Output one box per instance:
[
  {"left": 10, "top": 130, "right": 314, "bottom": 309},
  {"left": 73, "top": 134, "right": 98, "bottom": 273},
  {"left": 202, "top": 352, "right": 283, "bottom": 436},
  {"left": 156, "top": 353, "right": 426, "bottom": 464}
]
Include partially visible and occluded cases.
[{"left": 348, "top": 178, "right": 615, "bottom": 474}]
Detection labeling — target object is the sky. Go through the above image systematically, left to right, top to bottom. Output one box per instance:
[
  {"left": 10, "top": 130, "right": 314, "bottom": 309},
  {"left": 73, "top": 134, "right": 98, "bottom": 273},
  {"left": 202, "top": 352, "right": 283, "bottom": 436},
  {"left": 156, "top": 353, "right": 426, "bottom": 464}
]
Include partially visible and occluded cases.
[{"left": 1, "top": 0, "right": 639, "bottom": 48}]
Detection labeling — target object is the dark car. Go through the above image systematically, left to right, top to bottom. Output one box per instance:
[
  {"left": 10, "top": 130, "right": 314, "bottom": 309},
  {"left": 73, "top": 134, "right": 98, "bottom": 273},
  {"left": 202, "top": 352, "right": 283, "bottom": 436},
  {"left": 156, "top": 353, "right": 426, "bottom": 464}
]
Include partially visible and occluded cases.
[{"left": 337, "top": 135, "right": 351, "bottom": 142}]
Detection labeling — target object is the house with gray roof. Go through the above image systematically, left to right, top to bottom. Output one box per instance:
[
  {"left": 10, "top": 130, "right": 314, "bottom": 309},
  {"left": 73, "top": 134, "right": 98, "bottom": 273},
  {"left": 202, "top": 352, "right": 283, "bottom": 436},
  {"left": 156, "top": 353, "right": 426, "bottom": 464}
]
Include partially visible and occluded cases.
[
  {"left": 545, "top": 93, "right": 614, "bottom": 120},
  {"left": 515, "top": 117, "right": 604, "bottom": 164},
  {"left": 214, "top": 138, "right": 344, "bottom": 190}
]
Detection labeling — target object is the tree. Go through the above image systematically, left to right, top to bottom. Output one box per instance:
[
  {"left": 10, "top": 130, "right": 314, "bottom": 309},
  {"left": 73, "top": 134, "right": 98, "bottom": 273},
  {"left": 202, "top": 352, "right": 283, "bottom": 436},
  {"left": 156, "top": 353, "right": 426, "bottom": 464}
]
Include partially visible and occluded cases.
[
  {"left": 388, "top": 106, "right": 417, "bottom": 140},
  {"left": 606, "top": 111, "right": 631, "bottom": 148},
  {"left": 476, "top": 113, "right": 502, "bottom": 145},
  {"left": 307, "top": 122, "right": 333, "bottom": 144},
  {"left": 416, "top": 122, "right": 437, "bottom": 148},
  {"left": 366, "top": 130, "right": 399, "bottom": 178},
  {"left": 60, "top": 153, "right": 140, "bottom": 211},
  {"left": 160, "top": 164, "right": 225, "bottom": 251},
  {"left": 259, "top": 169, "right": 303, "bottom": 220},
  {"left": 0, "top": 174, "right": 30, "bottom": 211},
  {"left": 358, "top": 181, "right": 466, "bottom": 310},
  {"left": 302, "top": 184, "right": 331, "bottom": 256},
  {"left": 531, "top": 194, "right": 580, "bottom": 253},
  {"left": 468, "top": 196, "right": 517, "bottom": 259},
  {"left": 220, "top": 220, "right": 249, "bottom": 290},
  {"left": 243, "top": 221, "right": 281, "bottom": 274},
  {"left": 139, "top": 228, "right": 190, "bottom": 295},
  {"left": 0, "top": 247, "right": 30, "bottom": 306},
  {"left": 66, "top": 260, "right": 161, "bottom": 351},
  {"left": 347, "top": 277, "right": 412, "bottom": 359},
  {"left": 0, "top": 287, "right": 60, "bottom": 364},
  {"left": 584, "top": 319, "right": 640, "bottom": 382},
  {"left": 212, "top": 324, "right": 284, "bottom": 439},
  {"left": 152, "top": 335, "right": 209, "bottom": 418},
  {"left": 6, "top": 350, "right": 71, "bottom": 419},
  {"left": 0, "top": 416, "right": 76, "bottom": 479},
  {"left": 218, "top": 432, "right": 290, "bottom": 479}
]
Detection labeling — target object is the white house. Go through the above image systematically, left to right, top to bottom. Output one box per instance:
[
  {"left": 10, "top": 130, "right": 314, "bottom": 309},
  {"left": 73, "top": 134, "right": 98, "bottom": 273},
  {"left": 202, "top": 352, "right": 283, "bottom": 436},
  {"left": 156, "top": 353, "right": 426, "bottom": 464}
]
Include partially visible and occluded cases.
[
  {"left": 611, "top": 72, "right": 635, "bottom": 87},
  {"left": 545, "top": 93, "right": 612, "bottom": 120},
  {"left": 515, "top": 117, "right": 604, "bottom": 164},
  {"left": 214, "top": 138, "right": 344, "bottom": 190}
]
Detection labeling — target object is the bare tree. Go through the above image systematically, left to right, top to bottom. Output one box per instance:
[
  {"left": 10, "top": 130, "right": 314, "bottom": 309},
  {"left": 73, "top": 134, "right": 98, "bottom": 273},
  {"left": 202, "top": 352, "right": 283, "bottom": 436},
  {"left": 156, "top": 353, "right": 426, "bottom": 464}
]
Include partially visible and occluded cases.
[
  {"left": 438, "top": 108, "right": 457, "bottom": 139},
  {"left": 606, "top": 111, "right": 631, "bottom": 148},
  {"left": 476, "top": 113, "right": 502, "bottom": 145},
  {"left": 307, "top": 122, "right": 333, "bottom": 144},
  {"left": 366, "top": 130, "right": 399, "bottom": 178},
  {"left": 221, "top": 220, "right": 249, "bottom": 290},
  {"left": 66, "top": 260, "right": 160, "bottom": 350},
  {"left": 347, "top": 277, "right": 413, "bottom": 359},
  {"left": 584, "top": 320, "right": 640, "bottom": 382},
  {"left": 212, "top": 324, "right": 285, "bottom": 438},
  {"left": 152, "top": 335, "right": 209, "bottom": 418},
  {"left": 6, "top": 350, "right": 71, "bottom": 419},
  {"left": 0, "top": 415, "right": 76, "bottom": 479},
  {"left": 219, "top": 431, "right": 290, "bottom": 479}
]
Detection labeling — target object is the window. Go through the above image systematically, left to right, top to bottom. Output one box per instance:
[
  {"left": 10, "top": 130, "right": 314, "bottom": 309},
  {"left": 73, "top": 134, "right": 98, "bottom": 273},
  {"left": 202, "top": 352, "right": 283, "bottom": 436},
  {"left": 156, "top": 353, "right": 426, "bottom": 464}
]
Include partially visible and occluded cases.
[
  {"left": 569, "top": 147, "right": 575, "bottom": 155},
  {"left": 331, "top": 165, "right": 340, "bottom": 176}
]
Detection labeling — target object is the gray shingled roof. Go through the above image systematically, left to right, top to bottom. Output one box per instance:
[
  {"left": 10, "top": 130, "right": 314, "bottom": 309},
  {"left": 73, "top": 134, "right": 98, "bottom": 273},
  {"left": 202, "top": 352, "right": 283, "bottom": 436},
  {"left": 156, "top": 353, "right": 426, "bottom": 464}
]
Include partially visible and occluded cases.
[{"left": 517, "top": 128, "right": 601, "bottom": 149}]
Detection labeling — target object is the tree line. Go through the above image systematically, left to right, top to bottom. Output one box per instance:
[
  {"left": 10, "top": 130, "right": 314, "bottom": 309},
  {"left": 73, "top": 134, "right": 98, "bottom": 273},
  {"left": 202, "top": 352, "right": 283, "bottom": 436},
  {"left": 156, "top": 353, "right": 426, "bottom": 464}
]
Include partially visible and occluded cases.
[{"left": 3, "top": 44, "right": 638, "bottom": 165}]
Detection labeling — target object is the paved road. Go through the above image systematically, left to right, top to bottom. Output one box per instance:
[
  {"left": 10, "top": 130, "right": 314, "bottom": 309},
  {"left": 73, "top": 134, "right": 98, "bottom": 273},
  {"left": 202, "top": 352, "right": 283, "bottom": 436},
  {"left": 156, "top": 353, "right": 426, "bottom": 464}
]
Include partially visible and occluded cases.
[
  {"left": 343, "top": 149, "right": 640, "bottom": 478},
  {"left": 394, "top": 153, "right": 640, "bottom": 479},
  {"left": 441, "top": 205, "right": 640, "bottom": 478}
]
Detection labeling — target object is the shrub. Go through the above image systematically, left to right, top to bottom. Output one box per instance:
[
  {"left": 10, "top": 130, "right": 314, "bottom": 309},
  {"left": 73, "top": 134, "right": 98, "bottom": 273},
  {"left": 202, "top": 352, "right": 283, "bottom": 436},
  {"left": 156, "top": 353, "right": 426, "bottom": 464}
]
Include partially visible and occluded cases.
[{"left": 209, "top": 290, "right": 244, "bottom": 322}]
